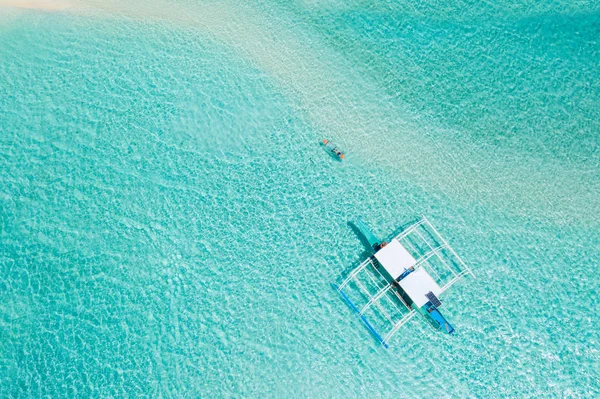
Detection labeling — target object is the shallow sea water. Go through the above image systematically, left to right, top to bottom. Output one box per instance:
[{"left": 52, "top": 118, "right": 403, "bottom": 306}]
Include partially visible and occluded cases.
[{"left": 1, "top": 1, "right": 599, "bottom": 397}]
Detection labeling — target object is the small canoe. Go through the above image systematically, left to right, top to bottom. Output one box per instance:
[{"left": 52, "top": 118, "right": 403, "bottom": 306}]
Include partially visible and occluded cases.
[{"left": 322, "top": 139, "right": 345, "bottom": 160}]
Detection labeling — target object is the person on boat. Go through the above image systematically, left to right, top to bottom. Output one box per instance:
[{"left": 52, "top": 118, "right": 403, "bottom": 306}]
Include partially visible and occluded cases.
[{"left": 374, "top": 241, "right": 388, "bottom": 251}]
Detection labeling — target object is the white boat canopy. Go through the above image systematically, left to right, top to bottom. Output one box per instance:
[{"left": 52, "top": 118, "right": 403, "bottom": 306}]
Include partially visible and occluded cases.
[
  {"left": 374, "top": 238, "right": 416, "bottom": 280},
  {"left": 398, "top": 268, "right": 442, "bottom": 308}
]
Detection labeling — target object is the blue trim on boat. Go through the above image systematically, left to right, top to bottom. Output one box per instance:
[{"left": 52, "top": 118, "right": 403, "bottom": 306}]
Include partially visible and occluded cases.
[
  {"left": 397, "top": 267, "right": 415, "bottom": 281},
  {"left": 333, "top": 284, "right": 389, "bottom": 348},
  {"left": 426, "top": 305, "right": 455, "bottom": 334}
]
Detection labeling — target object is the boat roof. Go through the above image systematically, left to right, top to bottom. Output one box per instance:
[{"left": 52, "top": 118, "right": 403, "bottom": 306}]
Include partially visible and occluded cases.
[
  {"left": 374, "top": 238, "right": 416, "bottom": 280},
  {"left": 398, "top": 268, "right": 442, "bottom": 308}
]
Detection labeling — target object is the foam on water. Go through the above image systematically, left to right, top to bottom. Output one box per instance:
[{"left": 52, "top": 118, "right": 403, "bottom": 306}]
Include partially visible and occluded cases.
[{"left": 1, "top": 2, "right": 599, "bottom": 398}]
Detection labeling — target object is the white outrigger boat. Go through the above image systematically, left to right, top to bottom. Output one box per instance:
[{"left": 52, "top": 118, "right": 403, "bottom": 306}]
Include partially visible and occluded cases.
[{"left": 335, "top": 216, "right": 475, "bottom": 348}]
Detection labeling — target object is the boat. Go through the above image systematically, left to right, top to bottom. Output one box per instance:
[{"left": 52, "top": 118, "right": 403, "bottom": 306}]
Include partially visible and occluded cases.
[
  {"left": 321, "top": 139, "right": 345, "bottom": 160},
  {"left": 335, "top": 216, "right": 475, "bottom": 348}
]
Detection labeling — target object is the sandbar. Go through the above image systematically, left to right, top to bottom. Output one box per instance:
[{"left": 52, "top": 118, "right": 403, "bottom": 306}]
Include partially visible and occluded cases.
[{"left": 0, "top": 0, "right": 73, "bottom": 10}]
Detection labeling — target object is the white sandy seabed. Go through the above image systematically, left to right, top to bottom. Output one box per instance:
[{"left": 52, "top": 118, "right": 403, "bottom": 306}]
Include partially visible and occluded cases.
[{"left": 0, "top": 0, "right": 73, "bottom": 9}]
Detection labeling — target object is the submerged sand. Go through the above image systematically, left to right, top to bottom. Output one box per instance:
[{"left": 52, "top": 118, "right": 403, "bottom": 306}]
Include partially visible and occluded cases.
[
  {"left": 0, "top": 0, "right": 73, "bottom": 10},
  {"left": 1, "top": 0, "right": 597, "bottom": 226}
]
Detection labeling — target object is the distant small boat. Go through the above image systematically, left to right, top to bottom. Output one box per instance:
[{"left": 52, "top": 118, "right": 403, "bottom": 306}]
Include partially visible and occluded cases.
[{"left": 322, "top": 139, "right": 345, "bottom": 160}]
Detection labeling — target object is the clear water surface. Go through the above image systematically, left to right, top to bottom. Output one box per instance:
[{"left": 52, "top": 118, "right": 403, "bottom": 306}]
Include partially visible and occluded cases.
[{"left": 1, "top": 1, "right": 599, "bottom": 397}]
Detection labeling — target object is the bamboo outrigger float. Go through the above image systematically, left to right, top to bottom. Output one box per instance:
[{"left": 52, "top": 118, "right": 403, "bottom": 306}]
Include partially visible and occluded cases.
[{"left": 335, "top": 216, "right": 475, "bottom": 348}]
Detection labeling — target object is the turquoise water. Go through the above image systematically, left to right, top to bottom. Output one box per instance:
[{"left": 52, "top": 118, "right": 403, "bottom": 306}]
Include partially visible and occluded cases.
[{"left": 1, "top": 1, "right": 599, "bottom": 397}]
